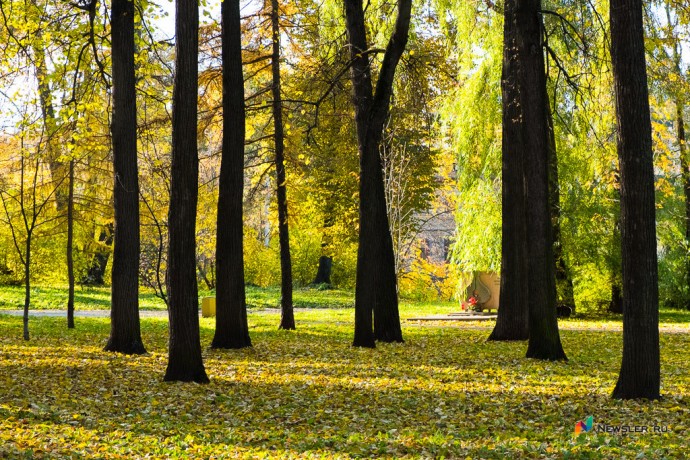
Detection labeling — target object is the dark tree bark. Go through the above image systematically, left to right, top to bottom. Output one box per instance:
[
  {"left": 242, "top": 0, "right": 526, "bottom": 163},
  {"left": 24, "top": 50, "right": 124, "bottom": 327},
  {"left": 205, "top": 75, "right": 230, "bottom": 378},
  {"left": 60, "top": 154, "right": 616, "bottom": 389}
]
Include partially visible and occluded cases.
[
  {"left": 105, "top": 0, "right": 146, "bottom": 355},
  {"left": 165, "top": 0, "right": 209, "bottom": 382},
  {"left": 212, "top": 0, "right": 252, "bottom": 349},
  {"left": 271, "top": 0, "right": 295, "bottom": 331},
  {"left": 344, "top": 0, "right": 409, "bottom": 347},
  {"left": 489, "top": 0, "right": 529, "bottom": 341},
  {"left": 515, "top": 0, "right": 566, "bottom": 360},
  {"left": 610, "top": 0, "right": 660, "bottom": 400},
  {"left": 546, "top": 99, "right": 575, "bottom": 313},
  {"left": 678, "top": 103, "right": 690, "bottom": 309},
  {"left": 67, "top": 159, "right": 75, "bottom": 329},
  {"left": 82, "top": 225, "right": 113, "bottom": 285},
  {"left": 23, "top": 231, "right": 31, "bottom": 341},
  {"left": 312, "top": 256, "right": 332, "bottom": 285},
  {"left": 609, "top": 281, "right": 623, "bottom": 314}
]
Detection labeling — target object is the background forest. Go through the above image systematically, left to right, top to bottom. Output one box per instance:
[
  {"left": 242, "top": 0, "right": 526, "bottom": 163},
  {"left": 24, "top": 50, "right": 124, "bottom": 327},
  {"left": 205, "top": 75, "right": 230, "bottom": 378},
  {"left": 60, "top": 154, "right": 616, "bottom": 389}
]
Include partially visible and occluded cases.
[{"left": 0, "top": 0, "right": 689, "bottom": 312}]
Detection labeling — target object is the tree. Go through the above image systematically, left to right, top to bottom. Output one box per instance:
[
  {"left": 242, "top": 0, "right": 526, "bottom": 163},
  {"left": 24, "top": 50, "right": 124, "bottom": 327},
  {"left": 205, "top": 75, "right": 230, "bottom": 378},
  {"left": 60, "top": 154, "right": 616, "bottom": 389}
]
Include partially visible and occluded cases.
[
  {"left": 104, "top": 0, "right": 146, "bottom": 355},
  {"left": 164, "top": 0, "right": 209, "bottom": 382},
  {"left": 212, "top": 0, "right": 252, "bottom": 349},
  {"left": 271, "top": 0, "right": 295, "bottom": 330},
  {"left": 344, "top": 0, "right": 410, "bottom": 347},
  {"left": 489, "top": 0, "right": 529, "bottom": 342},
  {"left": 490, "top": 0, "right": 567, "bottom": 357},
  {"left": 515, "top": 0, "right": 566, "bottom": 361},
  {"left": 610, "top": 0, "right": 660, "bottom": 400},
  {"left": 662, "top": 4, "right": 690, "bottom": 310},
  {"left": 546, "top": 100, "right": 575, "bottom": 313},
  {"left": 0, "top": 138, "right": 61, "bottom": 341},
  {"left": 66, "top": 159, "right": 75, "bottom": 329}
]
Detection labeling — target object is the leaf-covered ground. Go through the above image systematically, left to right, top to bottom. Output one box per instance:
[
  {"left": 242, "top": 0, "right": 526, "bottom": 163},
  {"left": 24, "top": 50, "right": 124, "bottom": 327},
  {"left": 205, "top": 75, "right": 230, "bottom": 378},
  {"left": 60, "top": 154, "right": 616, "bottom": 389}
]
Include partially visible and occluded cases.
[{"left": 1, "top": 308, "right": 688, "bottom": 458}]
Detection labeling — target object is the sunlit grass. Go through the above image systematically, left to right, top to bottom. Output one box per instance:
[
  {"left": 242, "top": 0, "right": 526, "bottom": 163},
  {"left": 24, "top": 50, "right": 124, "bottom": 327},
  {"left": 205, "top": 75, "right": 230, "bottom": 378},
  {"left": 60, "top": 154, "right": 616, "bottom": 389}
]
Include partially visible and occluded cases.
[
  {"left": 0, "top": 284, "right": 356, "bottom": 311},
  {"left": 1, "top": 309, "right": 688, "bottom": 458}
]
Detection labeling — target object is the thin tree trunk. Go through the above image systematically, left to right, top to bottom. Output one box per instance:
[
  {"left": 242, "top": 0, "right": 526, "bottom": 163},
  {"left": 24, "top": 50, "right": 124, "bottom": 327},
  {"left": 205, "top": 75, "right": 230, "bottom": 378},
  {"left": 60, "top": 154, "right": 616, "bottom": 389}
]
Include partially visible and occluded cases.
[
  {"left": 105, "top": 0, "right": 146, "bottom": 354},
  {"left": 165, "top": 0, "right": 209, "bottom": 382},
  {"left": 212, "top": 0, "right": 252, "bottom": 349},
  {"left": 271, "top": 0, "right": 295, "bottom": 331},
  {"left": 345, "top": 0, "right": 409, "bottom": 346},
  {"left": 489, "top": 0, "right": 529, "bottom": 341},
  {"left": 515, "top": 0, "right": 566, "bottom": 361},
  {"left": 610, "top": 0, "right": 660, "bottom": 400},
  {"left": 665, "top": 0, "right": 689, "bottom": 311},
  {"left": 34, "top": 34, "right": 68, "bottom": 211},
  {"left": 546, "top": 98, "right": 575, "bottom": 312},
  {"left": 678, "top": 103, "right": 690, "bottom": 309},
  {"left": 67, "top": 159, "right": 75, "bottom": 329},
  {"left": 23, "top": 232, "right": 31, "bottom": 341}
]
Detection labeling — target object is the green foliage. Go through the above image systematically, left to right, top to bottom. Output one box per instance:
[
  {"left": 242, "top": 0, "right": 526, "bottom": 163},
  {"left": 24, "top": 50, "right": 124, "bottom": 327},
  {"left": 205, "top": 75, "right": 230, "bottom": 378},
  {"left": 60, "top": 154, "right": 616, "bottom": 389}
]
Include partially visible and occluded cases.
[
  {"left": 441, "top": 1, "right": 503, "bottom": 274},
  {"left": 0, "top": 310, "right": 689, "bottom": 457}
]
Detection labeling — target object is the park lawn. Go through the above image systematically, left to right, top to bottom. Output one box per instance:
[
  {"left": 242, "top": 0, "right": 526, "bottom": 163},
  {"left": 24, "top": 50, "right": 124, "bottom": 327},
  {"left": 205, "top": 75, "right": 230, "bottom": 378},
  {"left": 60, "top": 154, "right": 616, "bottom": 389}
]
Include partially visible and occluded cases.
[
  {"left": 0, "top": 283, "right": 461, "bottom": 315},
  {"left": 0, "top": 285, "right": 358, "bottom": 311},
  {"left": 1, "top": 309, "right": 689, "bottom": 459}
]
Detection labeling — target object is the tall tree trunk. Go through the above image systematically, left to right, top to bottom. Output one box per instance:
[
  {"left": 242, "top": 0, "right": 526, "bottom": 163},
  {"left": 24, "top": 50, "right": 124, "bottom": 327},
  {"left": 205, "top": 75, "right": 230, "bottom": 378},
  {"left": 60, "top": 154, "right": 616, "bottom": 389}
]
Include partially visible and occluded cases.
[
  {"left": 105, "top": 0, "right": 146, "bottom": 354},
  {"left": 165, "top": 0, "right": 209, "bottom": 382},
  {"left": 212, "top": 0, "right": 252, "bottom": 349},
  {"left": 271, "top": 0, "right": 295, "bottom": 331},
  {"left": 344, "top": 0, "right": 410, "bottom": 347},
  {"left": 489, "top": 0, "right": 529, "bottom": 341},
  {"left": 516, "top": 0, "right": 566, "bottom": 361},
  {"left": 610, "top": 0, "right": 660, "bottom": 400},
  {"left": 546, "top": 98, "right": 575, "bottom": 312},
  {"left": 678, "top": 103, "right": 690, "bottom": 309},
  {"left": 67, "top": 159, "right": 75, "bottom": 329}
]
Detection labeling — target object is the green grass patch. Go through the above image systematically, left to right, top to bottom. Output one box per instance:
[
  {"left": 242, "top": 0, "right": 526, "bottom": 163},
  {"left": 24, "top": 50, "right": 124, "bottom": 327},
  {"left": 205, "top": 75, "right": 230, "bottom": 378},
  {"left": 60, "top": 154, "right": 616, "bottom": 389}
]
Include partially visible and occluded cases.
[
  {"left": 0, "top": 285, "right": 357, "bottom": 311},
  {"left": 0, "top": 285, "right": 169, "bottom": 311},
  {"left": 245, "top": 286, "right": 355, "bottom": 309},
  {"left": 0, "top": 309, "right": 688, "bottom": 458}
]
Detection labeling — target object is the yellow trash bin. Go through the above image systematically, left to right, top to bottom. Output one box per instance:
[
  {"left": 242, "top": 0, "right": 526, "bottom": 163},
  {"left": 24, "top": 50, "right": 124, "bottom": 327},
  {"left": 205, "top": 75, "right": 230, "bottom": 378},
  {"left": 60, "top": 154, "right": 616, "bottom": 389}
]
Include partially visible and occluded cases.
[{"left": 201, "top": 297, "right": 216, "bottom": 317}]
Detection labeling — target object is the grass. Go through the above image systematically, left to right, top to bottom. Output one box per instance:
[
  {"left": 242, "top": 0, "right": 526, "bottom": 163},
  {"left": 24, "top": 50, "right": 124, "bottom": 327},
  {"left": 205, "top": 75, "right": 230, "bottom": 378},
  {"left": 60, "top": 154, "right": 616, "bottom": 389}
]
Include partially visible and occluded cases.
[
  {"left": 0, "top": 282, "right": 460, "bottom": 315},
  {"left": 0, "top": 284, "right": 357, "bottom": 311},
  {"left": 0, "top": 285, "right": 169, "bottom": 311},
  {"left": 1, "top": 304, "right": 689, "bottom": 458}
]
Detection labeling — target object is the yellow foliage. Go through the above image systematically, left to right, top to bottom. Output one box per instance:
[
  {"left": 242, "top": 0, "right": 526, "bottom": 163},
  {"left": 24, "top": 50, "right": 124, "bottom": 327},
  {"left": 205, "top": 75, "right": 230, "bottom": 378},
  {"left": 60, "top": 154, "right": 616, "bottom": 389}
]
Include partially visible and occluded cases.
[{"left": 399, "top": 253, "right": 459, "bottom": 301}]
